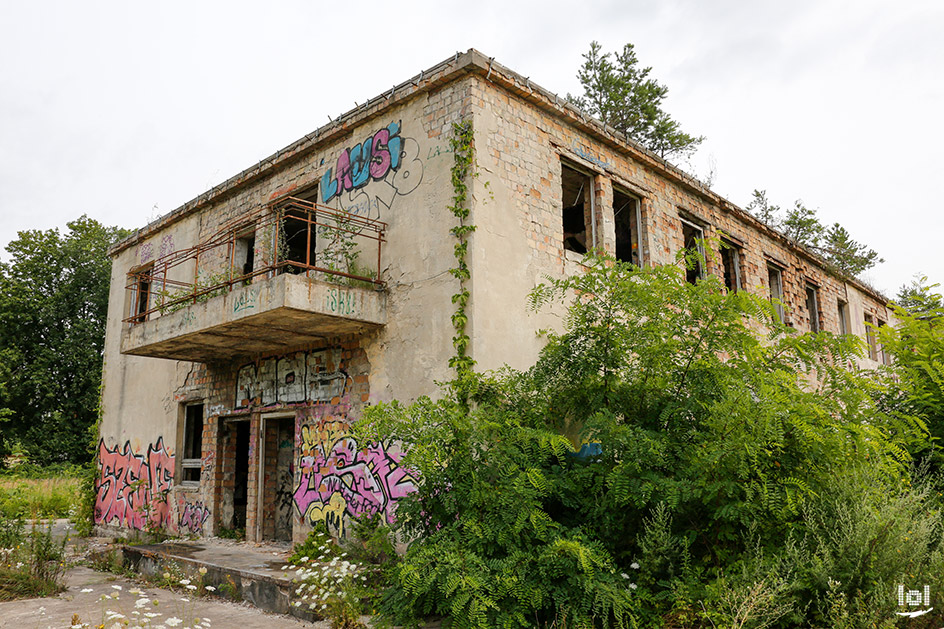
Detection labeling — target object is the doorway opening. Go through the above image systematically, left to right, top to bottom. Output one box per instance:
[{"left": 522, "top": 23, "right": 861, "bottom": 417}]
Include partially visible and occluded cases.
[{"left": 260, "top": 415, "right": 295, "bottom": 542}]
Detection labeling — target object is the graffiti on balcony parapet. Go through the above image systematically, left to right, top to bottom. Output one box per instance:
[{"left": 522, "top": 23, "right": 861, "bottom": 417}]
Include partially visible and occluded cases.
[
  {"left": 320, "top": 120, "right": 424, "bottom": 220},
  {"left": 232, "top": 289, "right": 257, "bottom": 313},
  {"left": 236, "top": 348, "right": 347, "bottom": 409},
  {"left": 293, "top": 418, "right": 417, "bottom": 536},
  {"left": 95, "top": 438, "right": 174, "bottom": 531}
]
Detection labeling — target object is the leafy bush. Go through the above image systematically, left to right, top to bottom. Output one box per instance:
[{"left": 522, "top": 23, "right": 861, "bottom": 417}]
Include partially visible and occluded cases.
[{"left": 354, "top": 255, "right": 931, "bottom": 628}]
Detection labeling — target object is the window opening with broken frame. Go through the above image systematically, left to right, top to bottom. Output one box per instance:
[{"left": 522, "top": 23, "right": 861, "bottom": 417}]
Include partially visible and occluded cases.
[
  {"left": 561, "top": 162, "right": 593, "bottom": 255},
  {"left": 279, "top": 185, "right": 319, "bottom": 273},
  {"left": 614, "top": 187, "right": 643, "bottom": 266},
  {"left": 680, "top": 218, "right": 705, "bottom": 284},
  {"left": 234, "top": 228, "right": 256, "bottom": 281},
  {"left": 721, "top": 240, "right": 742, "bottom": 292},
  {"left": 129, "top": 263, "right": 154, "bottom": 324},
  {"left": 767, "top": 265, "right": 785, "bottom": 322},
  {"left": 805, "top": 284, "right": 820, "bottom": 333},
  {"left": 837, "top": 299, "right": 850, "bottom": 335},
  {"left": 864, "top": 313, "right": 878, "bottom": 360},
  {"left": 877, "top": 318, "right": 891, "bottom": 365},
  {"left": 182, "top": 403, "right": 204, "bottom": 484}
]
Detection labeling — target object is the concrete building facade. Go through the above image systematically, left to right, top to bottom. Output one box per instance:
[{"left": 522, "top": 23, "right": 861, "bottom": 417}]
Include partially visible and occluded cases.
[{"left": 97, "top": 50, "right": 891, "bottom": 542}]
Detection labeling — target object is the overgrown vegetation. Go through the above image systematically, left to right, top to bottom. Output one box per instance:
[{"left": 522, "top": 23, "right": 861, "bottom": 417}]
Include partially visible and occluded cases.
[
  {"left": 569, "top": 41, "right": 704, "bottom": 160},
  {"left": 447, "top": 119, "right": 477, "bottom": 382},
  {"left": 746, "top": 189, "right": 883, "bottom": 276},
  {"left": 0, "top": 216, "right": 131, "bottom": 465},
  {"left": 349, "top": 254, "right": 942, "bottom": 628},
  {"left": 286, "top": 515, "right": 398, "bottom": 628},
  {"left": 0, "top": 517, "right": 68, "bottom": 601}
]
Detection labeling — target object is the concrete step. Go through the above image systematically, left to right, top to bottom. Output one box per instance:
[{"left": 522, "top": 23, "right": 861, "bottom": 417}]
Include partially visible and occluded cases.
[{"left": 120, "top": 539, "right": 319, "bottom": 623}]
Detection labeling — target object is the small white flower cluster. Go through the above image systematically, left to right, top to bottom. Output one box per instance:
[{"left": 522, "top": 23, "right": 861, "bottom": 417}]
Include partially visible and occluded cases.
[
  {"left": 282, "top": 545, "right": 368, "bottom": 613},
  {"left": 619, "top": 560, "right": 641, "bottom": 591},
  {"left": 70, "top": 582, "right": 215, "bottom": 629}
]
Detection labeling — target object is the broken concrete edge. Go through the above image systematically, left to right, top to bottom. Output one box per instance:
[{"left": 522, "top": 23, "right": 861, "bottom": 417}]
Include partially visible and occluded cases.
[{"left": 119, "top": 544, "right": 319, "bottom": 623}]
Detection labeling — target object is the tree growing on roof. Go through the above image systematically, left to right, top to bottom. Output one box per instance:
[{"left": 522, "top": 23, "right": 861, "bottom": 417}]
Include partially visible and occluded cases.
[
  {"left": 569, "top": 41, "right": 704, "bottom": 160},
  {"left": 746, "top": 189, "right": 883, "bottom": 277}
]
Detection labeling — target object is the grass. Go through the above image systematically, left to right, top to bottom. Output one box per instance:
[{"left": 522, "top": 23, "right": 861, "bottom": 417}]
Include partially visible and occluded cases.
[
  {"left": 0, "top": 476, "right": 80, "bottom": 519},
  {"left": 0, "top": 519, "right": 68, "bottom": 601}
]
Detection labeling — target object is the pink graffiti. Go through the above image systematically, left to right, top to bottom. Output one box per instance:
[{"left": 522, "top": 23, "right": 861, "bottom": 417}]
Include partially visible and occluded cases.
[
  {"left": 320, "top": 121, "right": 404, "bottom": 205},
  {"left": 293, "top": 426, "right": 417, "bottom": 526},
  {"left": 95, "top": 438, "right": 174, "bottom": 531},
  {"left": 179, "top": 501, "right": 211, "bottom": 534}
]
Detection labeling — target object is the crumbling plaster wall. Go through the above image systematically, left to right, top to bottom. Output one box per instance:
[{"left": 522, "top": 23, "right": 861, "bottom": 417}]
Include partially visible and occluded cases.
[{"left": 467, "top": 74, "right": 891, "bottom": 371}]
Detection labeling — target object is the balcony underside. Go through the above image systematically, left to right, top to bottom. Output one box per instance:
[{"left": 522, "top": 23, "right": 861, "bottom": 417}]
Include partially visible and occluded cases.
[{"left": 121, "top": 274, "right": 385, "bottom": 362}]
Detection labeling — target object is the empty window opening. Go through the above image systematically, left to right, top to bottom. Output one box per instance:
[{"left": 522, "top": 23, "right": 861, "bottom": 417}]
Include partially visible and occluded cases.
[
  {"left": 561, "top": 163, "right": 592, "bottom": 254},
  {"left": 614, "top": 188, "right": 642, "bottom": 265},
  {"left": 281, "top": 210, "right": 317, "bottom": 272},
  {"left": 680, "top": 219, "right": 705, "bottom": 284},
  {"left": 235, "top": 230, "right": 256, "bottom": 279},
  {"left": 721, "top": 241, "right": 742, "bottom": 292},
  {"left": 130, "top": 264, "right": 153, "bottom": 324},
  {"left": 768, "top": 265, "right": 785, "bottom": 322},
  {"left": 805, "top": 284, "right": 820, "bottom": 332},
  {"left": 837, "top": 300, "right": 849, "bottom": 335},
  {"left": 864, "top": 313, "right": 878, "bottom": 360},
  {"left": 877, "top": 318, "right": 891, "bottom": 365},
  {"left": 182, "top": 403, "right": 204, "bottom": 484}
]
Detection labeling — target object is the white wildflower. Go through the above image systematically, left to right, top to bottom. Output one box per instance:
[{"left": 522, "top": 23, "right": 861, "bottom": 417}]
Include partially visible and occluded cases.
[
  {"left": 630, "top": 562, "right": 640, "bottom": 570},
  {"left": 198, "top": 566, "right": 207, "bottom": 575},
  {"left": 179, "top": 579, "right": 191, "bottom": 585},
  {"left": 629, "top": 583, "right": 638, "bottom": 590},
  {"left": 112, "top": 585, "right": 123, "bottom": 590},
  {"left": 205, "top": 586, "right": 216, "bottom": 592},
  {"left": 81, "top": 588, "right": 94, "bottom": 593},
  {"left": 166, "top": 618, "right": 182, "bottom": 627}
]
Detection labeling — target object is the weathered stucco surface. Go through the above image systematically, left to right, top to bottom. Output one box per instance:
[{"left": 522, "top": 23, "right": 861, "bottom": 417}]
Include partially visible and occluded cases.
[{"left": 97, "top": 49, "right": 893, "bottom": 542}]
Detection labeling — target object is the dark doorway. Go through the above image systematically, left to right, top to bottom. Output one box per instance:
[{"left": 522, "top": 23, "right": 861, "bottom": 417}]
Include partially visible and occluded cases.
[{"left": 233, "top": 420, "right": 250, "bottom": 529}]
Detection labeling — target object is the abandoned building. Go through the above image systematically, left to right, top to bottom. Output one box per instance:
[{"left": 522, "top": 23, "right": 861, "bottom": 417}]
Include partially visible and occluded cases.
[{"left": 96, "top": 49, "right": 892, "bottom": 543}]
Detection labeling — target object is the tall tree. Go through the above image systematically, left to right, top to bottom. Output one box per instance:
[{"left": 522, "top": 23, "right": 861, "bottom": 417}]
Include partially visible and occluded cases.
[
  {"left": 570, "top": 41, "right": 704, "bottom": 160},
  {"left": 746, "top": 189, "right": 882, "bottom": 277},
  {"left": 0, "top": 216, "right": 131, "bottom": 464}
]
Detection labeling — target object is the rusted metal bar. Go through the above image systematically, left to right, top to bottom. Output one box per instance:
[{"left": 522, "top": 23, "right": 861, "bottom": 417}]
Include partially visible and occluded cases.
[{"left": 123, "top": 198, "right": 386, "bottom": 324}]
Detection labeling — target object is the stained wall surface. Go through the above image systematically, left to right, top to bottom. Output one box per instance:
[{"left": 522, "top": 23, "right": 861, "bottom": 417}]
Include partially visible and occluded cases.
[{"left": 97, "top": 50, "right": 892, "bottom": 541}]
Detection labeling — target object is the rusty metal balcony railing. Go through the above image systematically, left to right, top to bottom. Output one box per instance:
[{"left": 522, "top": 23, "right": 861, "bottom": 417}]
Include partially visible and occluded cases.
[{"left": 123, "top": 197, "right": 386, "bottom": 325}]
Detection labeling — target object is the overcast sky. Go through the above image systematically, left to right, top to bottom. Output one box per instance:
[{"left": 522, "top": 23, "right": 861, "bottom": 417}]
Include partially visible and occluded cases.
[{"left": 1, "top": 0, "right": 941, "bottom": 297}]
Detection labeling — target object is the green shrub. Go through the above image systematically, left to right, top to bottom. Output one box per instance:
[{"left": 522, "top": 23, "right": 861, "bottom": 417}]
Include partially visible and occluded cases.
[{"left": 354, "top": 254, "right": 930, "bottom": 628}]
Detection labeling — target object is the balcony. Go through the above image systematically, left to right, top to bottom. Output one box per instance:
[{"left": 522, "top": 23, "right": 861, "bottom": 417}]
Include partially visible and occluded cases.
[{"left": 120, "top": 198, "right": 387, "bottom": 362}]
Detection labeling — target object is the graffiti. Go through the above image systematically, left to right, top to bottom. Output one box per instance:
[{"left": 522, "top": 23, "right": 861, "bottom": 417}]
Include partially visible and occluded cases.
[
  {"left": 321, "top": 121, "right": 424, "bottom": 220},
  {"left": 571, "top": 141, "right": 612, "bottom": 170},
  {"left": 426, "top": 144, "right": 454, "bottom": 161},
  {"left": 158, "top": 234, "right": 175, "bottom": 258},
  {"left": 139, "top": 242, "right": 154, "bottom": 264},
  {"left": 325, "top": 287, "right": 356, "bottom": 316},
  {"left": 233, "top": 289, "right": 257, "bottom": 313},
  {"left": 181, "top": 310, "right": 196, "bottom": 325},
  {"left": 236, "top": 348, "right": 347, "bottom": 409},
  {"left": 293, "top": 418, "right": 417, "bottom": 535},
  {"left": 95, "top": 438, "right": 174, "bottom": 531},
  {"left": 179, "top": 501, "right": 211, "bottom": 534}
]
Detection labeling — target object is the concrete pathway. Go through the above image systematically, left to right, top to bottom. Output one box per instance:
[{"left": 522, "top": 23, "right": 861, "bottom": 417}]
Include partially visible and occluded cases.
[{"left": 0, "top": 564, "right": 332, "bottom": 628}]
